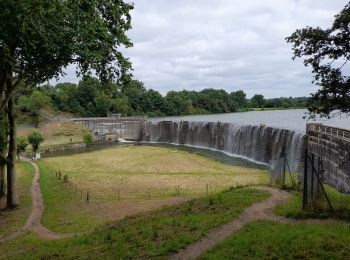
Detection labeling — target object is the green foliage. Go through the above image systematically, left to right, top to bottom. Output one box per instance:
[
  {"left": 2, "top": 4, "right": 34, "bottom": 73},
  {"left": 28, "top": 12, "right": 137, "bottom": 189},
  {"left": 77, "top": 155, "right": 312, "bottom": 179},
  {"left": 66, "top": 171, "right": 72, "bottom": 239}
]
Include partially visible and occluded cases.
[
  {"left": 0, "top": 0, "right": 133, "bottom": 87},
  {"left": 286, "top": 3, "right": 350, "bottom": 117},
  {"left": 16, "top": 78, "right": 308, "bottom": 119},
  {"left": 18, "top": 90, "right": 52, "bottom": 127},
  {"left": 251, "top": 94, "right": 266, "bottom": 108},
  {"left": 27, "top": 131, "right": 44, "bottom": 153},
  {"left": 83, "top": 132, "right": 93, "bottom": 147},
  {"left": 16, "top": 136, "right": 28, "bottom": 158}
]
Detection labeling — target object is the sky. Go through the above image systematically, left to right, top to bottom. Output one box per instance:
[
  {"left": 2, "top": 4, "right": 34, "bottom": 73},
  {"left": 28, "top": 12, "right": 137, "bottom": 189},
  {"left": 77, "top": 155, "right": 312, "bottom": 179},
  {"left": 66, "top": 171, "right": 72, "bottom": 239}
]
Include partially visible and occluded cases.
[{"left": 53, "top": 0, "right": 348, "bottom": 98}]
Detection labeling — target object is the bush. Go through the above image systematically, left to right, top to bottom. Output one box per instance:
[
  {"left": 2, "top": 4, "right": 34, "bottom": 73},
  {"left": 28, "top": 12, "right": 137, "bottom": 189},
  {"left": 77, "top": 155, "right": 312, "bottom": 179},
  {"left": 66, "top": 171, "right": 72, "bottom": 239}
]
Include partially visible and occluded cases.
[
  {"left": 27, "top": 131, "right": 44, "bottom": 153},
  {"left": 83, "top": 132, "right": 93, "bottom": 147},
  {"left": 16, "top": 136, "right": 28, "bottom": 159}
]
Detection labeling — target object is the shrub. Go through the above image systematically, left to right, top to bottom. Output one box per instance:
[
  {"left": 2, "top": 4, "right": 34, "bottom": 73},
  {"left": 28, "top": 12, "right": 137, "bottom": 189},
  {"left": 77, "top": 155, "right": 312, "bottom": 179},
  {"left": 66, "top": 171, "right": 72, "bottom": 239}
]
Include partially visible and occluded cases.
[{"left": 27, "top": 131, "right": 44, "bottom": 153}]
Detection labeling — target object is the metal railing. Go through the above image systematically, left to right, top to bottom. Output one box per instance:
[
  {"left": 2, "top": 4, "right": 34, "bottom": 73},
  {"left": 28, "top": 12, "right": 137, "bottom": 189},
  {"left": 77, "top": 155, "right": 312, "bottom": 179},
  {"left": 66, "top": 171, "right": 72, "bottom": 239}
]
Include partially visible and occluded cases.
[{"left": 307, "top": 123, "right": 350, "bottom": 140}]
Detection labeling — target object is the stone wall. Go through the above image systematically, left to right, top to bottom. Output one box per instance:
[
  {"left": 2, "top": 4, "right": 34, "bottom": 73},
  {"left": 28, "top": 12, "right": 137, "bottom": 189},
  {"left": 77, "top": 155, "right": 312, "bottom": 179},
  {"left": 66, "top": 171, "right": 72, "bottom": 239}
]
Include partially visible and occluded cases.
[{"left": 306, "top": 123, "right": 350, "bottom": 193}]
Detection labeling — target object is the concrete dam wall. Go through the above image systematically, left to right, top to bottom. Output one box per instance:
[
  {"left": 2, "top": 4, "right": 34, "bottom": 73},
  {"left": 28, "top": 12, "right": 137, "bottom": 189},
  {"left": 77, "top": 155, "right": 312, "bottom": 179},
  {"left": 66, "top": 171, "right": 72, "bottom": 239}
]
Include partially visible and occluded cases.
[
  {"left": 141, "top": 121, "right": 306, "bottom": 172},
  {"left": 307, "top": 124, "right": 350, "bottom": 193}
]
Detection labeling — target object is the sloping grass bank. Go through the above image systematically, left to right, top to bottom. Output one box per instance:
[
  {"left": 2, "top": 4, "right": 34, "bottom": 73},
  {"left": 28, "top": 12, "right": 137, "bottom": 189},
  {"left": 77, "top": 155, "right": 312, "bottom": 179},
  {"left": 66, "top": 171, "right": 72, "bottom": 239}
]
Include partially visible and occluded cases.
[
  {"left": 37, "top": 145, "right": 268, "bottom": 233},
  {"left": 0, "top": 187, "right": 269, "bottom": 259},
  {"left": 200, "top": 220, "right": 350, "bottom": 259}
]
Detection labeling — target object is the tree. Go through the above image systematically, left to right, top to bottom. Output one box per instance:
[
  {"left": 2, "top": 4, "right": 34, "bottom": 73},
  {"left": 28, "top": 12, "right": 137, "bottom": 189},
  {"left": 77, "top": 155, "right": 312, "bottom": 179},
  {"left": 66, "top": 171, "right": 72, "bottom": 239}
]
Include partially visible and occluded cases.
[
  {"left": 0, "top": 0, "right": 133, "bottom": 207},
  {"left": 286, "top": 3, "right": 350, "bottom": 117},
  {"left": 18, "top": 90, "right": 52, "bottom": 127},
  {"left": 231, "top": 90, "right": 247, "bottom": 108},
  {"left": 251, "top": 94, "right": 266, "bottom": 108},
  {"left": 0, "top": 112, "right": 7, "bottom": 198},
  {"left": 27, "top": 131, "right": 44, "bottom": 154},
  {"left": 83, "top": 132, "right": 93, "bottom": 148},
  {"left": 16, "top": 136, "right": 28, "bottom": 160}
]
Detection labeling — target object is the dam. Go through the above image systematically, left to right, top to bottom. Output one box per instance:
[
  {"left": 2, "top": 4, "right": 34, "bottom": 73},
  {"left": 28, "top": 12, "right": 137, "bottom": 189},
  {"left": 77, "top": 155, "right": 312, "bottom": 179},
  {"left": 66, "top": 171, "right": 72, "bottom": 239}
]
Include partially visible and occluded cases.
[
  {"left": 72, "top": 114, "right": 350, "bottom": 195},
  {"left": 142, "top": 121, "right": 305, "bottom": 172}
]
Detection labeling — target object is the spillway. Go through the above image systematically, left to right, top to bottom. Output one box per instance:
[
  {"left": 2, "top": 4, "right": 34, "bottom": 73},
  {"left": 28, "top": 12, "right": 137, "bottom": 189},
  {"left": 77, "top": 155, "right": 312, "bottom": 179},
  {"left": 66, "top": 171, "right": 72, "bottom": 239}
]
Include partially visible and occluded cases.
[{"left": 142, "top": 121, "right": 305, "bottom": 172}]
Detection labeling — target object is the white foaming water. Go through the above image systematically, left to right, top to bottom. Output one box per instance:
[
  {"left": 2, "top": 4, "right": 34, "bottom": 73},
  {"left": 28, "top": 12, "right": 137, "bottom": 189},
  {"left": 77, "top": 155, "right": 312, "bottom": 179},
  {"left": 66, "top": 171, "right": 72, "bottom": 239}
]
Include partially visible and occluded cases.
[{"left": 142, "top": 121, "right": 306, "bottom": 172}]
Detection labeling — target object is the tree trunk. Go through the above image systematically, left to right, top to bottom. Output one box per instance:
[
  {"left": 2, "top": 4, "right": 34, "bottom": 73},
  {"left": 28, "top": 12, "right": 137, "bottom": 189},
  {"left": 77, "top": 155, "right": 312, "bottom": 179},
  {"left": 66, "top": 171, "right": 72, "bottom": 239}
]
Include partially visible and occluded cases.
[
  {"left": 6, "top": 89, "right": 18, "bottom": 208},
  {"left": 0, "top": 151, "right": 5, "bottom": 198}
]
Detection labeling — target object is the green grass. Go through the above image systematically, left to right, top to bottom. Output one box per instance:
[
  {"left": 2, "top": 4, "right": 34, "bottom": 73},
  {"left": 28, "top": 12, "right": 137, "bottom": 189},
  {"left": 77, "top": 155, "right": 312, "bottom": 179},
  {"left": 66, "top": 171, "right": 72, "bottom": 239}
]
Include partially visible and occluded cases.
[
  {"left": 251, "top": 107, "right": 305, "bottom": 111},
  {"left": 18, "top": 121, "right": 87, "bottom": 149},
  {"left": 37, "top": 145, "right": 268, "bottom": 233},
  {"left": 0, "top": 161, "right": 35, "bottom": 238},
  {"left": 38, "top": 161, "right": 102, "bottom": 233},
  {"left": 275, "top": 186, "right": 350, "bottom": 220},
  {"left": 0, "top": 187, "right": 269, "bottom": 259},
  {"left": 199, "top": 220, "right": 350, "bottom": 259}
]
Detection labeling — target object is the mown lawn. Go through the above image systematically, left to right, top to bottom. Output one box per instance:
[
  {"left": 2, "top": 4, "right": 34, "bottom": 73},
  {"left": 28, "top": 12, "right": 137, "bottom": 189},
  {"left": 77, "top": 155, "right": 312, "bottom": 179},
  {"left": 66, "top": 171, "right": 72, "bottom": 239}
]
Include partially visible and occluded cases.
[
  {"left": 37, "top": 145, "right": 268, "bottom": 233},
  {"left": 0, "top": 161, "right": 34, "bottom": 238},
  {"left": 0, "top": 187, "right": 270, "bottom": 259},
  {"left": 200, "top": 220, "right": 350, "bottom": 259}
]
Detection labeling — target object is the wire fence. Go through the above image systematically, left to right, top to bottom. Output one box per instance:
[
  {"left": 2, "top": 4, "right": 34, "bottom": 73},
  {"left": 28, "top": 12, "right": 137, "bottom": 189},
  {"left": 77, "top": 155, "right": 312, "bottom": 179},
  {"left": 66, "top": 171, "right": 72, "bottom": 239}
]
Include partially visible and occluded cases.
[
  {"left": 303, "top": 152, "right": 350, "bottom": 218},
  {"left": 269, "top": 157, "right": 301, "bottom": 190},
  {"left": 53, "top": 171, "right": 258, "bottom": 205}
]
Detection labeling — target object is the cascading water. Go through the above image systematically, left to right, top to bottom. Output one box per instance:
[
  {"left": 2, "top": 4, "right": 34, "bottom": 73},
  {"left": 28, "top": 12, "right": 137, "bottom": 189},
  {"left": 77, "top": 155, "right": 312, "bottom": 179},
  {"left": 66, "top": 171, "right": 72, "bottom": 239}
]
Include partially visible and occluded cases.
[{"left": 141, "top": 121, "right": 306, "bottom": 172}]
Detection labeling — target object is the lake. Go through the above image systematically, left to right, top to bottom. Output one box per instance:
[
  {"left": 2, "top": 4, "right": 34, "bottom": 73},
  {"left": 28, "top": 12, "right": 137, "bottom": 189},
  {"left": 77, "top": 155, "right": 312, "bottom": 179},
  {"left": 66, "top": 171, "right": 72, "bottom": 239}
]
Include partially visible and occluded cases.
[{"left": 150, "top": 109, "right": 350, "bottom": 133}]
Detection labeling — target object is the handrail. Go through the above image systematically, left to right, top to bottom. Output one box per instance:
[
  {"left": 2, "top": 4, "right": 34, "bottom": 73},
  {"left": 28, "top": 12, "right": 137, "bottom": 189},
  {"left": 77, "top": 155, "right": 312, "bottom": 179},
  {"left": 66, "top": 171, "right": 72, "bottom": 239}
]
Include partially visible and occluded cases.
[{"left": 307, "top": 123, "right": 350, "bottom": 140}]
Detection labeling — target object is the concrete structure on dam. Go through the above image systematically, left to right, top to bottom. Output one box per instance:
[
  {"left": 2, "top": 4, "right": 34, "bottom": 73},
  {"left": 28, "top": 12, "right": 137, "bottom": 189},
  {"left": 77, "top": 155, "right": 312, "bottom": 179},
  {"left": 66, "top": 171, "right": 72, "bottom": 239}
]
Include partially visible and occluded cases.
[{"left": 71, "top": 116, "right": 147, "bottom": 141}]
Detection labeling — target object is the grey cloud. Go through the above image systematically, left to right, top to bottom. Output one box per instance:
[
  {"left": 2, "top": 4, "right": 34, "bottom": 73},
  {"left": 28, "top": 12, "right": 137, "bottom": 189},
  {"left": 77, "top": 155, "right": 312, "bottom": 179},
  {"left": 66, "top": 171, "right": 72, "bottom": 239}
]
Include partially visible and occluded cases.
[{"left": 52, "top": 0, "right": 349, "bottom": 98}]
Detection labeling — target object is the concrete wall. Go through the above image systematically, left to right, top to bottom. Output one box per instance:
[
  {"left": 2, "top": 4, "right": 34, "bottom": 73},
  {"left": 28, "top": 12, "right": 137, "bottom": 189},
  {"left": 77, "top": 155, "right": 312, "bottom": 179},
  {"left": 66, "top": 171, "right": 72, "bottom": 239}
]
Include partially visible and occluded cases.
[
  {"left": 71, "top": 116, "right": 147, "bottom": 141},
  {"left": 306, "top": 123, "right": 350, "bottom": 193}
]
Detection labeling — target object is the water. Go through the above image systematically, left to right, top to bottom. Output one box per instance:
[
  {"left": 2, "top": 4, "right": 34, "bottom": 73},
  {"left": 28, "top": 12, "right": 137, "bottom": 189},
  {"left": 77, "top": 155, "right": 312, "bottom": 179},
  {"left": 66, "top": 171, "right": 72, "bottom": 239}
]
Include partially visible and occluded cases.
[
  {"left": 150, "top": 109, "right": 350, "bottom": 133},
  {"left": 142, "top": 121, "right": 305, "bottom": 172},
  {"left": 40, "top": 142, "right": 127, "bottom": 158},
  {"left": 138, "top": 143, "right": 267, "bottom": 169}
]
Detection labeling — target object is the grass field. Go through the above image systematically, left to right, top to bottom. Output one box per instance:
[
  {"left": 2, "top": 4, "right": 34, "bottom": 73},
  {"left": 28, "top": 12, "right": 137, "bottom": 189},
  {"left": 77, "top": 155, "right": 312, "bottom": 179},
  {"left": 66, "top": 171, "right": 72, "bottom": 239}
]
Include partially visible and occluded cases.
[
  {"left": 18, "top": 121, "right": 87, "bottom": 149},
  {"left": 37, "top": 145, "right": 268, "bottom": 232},
  {"left": 0, "top": 162, "right": 34, "bottom": 238},
  {"left": 0, "top": 187, "right": 270, "bottom": 259},
  {"left": 275, "top": 188, "right": 350, "bottom": 220},
  {"left": 199, "top": 220, "right": 350, "bottom": 259}
]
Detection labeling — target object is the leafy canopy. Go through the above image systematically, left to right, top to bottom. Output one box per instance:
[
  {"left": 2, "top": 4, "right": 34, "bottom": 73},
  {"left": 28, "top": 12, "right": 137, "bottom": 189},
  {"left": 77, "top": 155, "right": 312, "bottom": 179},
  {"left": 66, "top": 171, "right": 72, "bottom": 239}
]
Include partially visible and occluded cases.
[
  {"left": 0, "top": 0, "right": 133, "bottom": 91},
  {"left": 286, "top": 2, "right": 350, "bottom": 117}
]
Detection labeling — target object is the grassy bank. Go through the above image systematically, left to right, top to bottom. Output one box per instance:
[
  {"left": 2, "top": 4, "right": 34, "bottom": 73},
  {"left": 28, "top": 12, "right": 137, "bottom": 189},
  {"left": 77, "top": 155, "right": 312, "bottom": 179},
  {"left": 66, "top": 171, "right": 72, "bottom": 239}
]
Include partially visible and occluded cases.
[
  {"left": 18, "top": 121, "right": 86, "bottom": 149},
  {"left": 37, "top": 145, "right": 268, "bottom": 233},
  {"left": 0, "top": 161, "right": 35, "bottom": 238},
  {"left": 275, "top": 186, "right": 350, "bottom": 220},
  {"left": 0, "top": 187, "right": 270, "bottom": 259},
  {"left": 199, "top": 220, "right": 350, "bottom": 259}
]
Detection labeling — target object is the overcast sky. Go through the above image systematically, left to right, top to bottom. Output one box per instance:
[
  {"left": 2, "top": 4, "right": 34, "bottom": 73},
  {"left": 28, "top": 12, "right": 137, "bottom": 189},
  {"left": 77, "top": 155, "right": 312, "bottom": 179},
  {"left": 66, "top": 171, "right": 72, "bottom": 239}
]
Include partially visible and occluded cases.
[{"left": 55, "top": 0, "right": 348, "bottom": 98}]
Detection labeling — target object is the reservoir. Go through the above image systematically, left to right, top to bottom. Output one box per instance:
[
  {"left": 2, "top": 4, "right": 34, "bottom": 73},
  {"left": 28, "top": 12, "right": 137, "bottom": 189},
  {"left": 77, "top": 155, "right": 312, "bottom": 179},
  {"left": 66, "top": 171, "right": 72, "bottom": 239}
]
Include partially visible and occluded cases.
[{"left": 150, "top": 109, "right": 350, "bottom": 133}]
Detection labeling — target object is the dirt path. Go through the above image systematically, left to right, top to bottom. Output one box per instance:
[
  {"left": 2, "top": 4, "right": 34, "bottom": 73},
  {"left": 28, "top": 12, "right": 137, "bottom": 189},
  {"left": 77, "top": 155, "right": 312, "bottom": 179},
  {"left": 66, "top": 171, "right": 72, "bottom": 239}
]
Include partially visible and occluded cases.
[
  {"left": 0, "top": 160, "right": 75, "bottom": 244},
  {"left": 171, "top": 186, "right": 345, "bottom": 260}
]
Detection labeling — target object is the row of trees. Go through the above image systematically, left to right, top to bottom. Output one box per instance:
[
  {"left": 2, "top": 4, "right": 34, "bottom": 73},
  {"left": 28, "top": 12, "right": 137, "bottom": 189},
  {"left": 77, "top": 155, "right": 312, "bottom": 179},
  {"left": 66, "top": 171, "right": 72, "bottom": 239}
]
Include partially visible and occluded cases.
[{"left": 20, "top": 77, "right": 308, "bottom": 123}]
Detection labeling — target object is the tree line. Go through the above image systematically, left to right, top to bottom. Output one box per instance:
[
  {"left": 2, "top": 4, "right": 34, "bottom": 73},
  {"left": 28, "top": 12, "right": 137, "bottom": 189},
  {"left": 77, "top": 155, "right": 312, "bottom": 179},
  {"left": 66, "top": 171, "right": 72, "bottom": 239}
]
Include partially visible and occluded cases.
[{"left": 18, "top": 76, "right": 308, "bottom": 125}]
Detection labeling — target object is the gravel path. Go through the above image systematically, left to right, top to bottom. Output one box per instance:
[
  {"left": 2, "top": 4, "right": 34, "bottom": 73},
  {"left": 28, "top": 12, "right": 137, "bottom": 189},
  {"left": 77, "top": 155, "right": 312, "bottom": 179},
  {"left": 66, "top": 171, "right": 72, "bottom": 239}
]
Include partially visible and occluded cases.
[
  {"left": 0, "top": 160, "right": 74, "bottom": 244},
  {"left": 171, "top": 186, "right": 344, "bottom": 260}
]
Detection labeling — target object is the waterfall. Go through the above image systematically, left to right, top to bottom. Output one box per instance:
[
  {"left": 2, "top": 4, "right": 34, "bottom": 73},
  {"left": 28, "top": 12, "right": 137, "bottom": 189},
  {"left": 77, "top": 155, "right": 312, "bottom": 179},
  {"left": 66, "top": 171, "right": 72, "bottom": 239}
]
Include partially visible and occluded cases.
[{"left": 141, "top": 121, "right": 306, "bottom": 172}]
